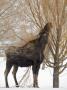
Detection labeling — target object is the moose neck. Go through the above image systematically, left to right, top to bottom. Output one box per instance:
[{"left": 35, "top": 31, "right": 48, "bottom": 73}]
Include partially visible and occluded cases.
[{"left": 38, "top": 34, "right": 48, "bottom": 52}]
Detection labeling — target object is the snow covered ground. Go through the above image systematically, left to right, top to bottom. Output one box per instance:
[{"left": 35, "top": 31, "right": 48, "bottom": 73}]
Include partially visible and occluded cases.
[{"left": 0, "top": 57, "right": 67, "bottom": 88}]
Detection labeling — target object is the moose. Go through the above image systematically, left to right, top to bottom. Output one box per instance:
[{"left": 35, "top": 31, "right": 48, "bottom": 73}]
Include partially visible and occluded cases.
[{"left": 4, "top": 22, "right": 52, "bottom": 88}]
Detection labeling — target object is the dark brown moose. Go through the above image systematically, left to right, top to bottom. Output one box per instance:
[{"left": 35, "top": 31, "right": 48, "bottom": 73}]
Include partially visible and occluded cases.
[{"left": 4, "top": 22, "right": 52, "bottom": 88}]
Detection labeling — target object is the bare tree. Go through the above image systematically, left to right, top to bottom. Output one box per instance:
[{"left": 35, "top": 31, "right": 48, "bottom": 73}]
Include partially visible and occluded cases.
[{"left": 41, "top": 0, "right": 67, "bottom": 88}]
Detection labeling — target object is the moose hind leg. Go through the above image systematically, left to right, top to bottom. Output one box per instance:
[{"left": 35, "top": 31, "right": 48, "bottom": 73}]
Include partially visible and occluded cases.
[
  {"left": 4, "top": 61, "right": 12, "bottom": 88},
  {"left": 12, "top": 65, "right": 19, "bottom": 87},
  {"left": 32, "top": 65, "right": 40, "bottom": 88}
]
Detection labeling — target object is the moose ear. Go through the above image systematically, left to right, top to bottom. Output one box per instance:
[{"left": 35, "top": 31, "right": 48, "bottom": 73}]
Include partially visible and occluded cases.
[
  {"left": 39, "top": 22, "right": 52, "bottom": 36},
  {"left": 44, "top": 22, "right": 52, "bottom": 31},
  {"left": 48, "top": 22, "right": 52, "bottom": 28}
]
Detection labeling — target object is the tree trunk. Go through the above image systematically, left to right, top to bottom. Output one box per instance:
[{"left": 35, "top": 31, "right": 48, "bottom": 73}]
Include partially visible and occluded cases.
[
  {"left": 53, "top": 29, "right": 60, "bottom": 88},
  {"left": 53, "top": 60, "right": 59, "bottom": 88}
]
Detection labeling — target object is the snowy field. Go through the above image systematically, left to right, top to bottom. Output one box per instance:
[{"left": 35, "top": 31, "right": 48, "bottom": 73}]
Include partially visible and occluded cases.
[{"left": 0, "top": 57, "right": 67, "bottom": 88}]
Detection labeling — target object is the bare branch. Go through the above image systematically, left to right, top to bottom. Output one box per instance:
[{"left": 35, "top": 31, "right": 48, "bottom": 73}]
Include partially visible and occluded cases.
[
  {"left": 0, "top": 0, "right": 17, "bottom": 18},
  {"left": 26, "top": 0, "right": 41, "bottom": 29},
  {"left": 35, "top": 0, "right": 44, "bottom": 28},
  {"left": 45, "top": 0, "right": 56, "bottom": 25},
  {"left": 60, "top": 0, "right": 66, "bottom": 25},
  {"left": 12, "top": 30, "right": 27, "bottom": 43},
  {"left": 50, "top": 32, "right": 56, "bottom": 47},
  {"left": 59, "top": 40, "right": 67, "bottom": 58},
  {"left": 48, "top": 42, "right": 55, "bottom": 58},
  {"left": 59, "top": 57, "right": 67, "bottom": 65},
  {"left": 46, "top": 61, "right": 54, "bottom": 68},
  {"left": 59, "top": 63, "right": 67, "bottom": 74},
  {"left": 18, "top": 67, "right": 31, "bottom": 85}
]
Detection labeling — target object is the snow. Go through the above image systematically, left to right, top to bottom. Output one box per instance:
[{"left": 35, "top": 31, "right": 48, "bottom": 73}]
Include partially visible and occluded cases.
[{"left": 0, "top": 57, "right": 67, "bottom": 88}]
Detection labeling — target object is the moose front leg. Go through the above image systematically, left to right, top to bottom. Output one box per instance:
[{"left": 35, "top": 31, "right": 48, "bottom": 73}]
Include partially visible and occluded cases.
[
  {"left": 32, "top": 64, "right": 40, "bottom": 88},
  {"left": 12, "top": 65, "right": 19, "bottom": 87},
  {"left": 33, "top": 74, "right": 38, "bottom": 87}
]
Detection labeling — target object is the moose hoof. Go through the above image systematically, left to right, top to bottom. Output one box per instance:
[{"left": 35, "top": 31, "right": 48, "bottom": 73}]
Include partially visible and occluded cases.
[
  {"left": 33, "top": 84, "right": 39, "bottom": 88},
  {"left": 16, "top": 85, "right": 19, "bottom": 87},
  {"left": 6, "top": 86, "right": 9, "bottom": 88}
]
